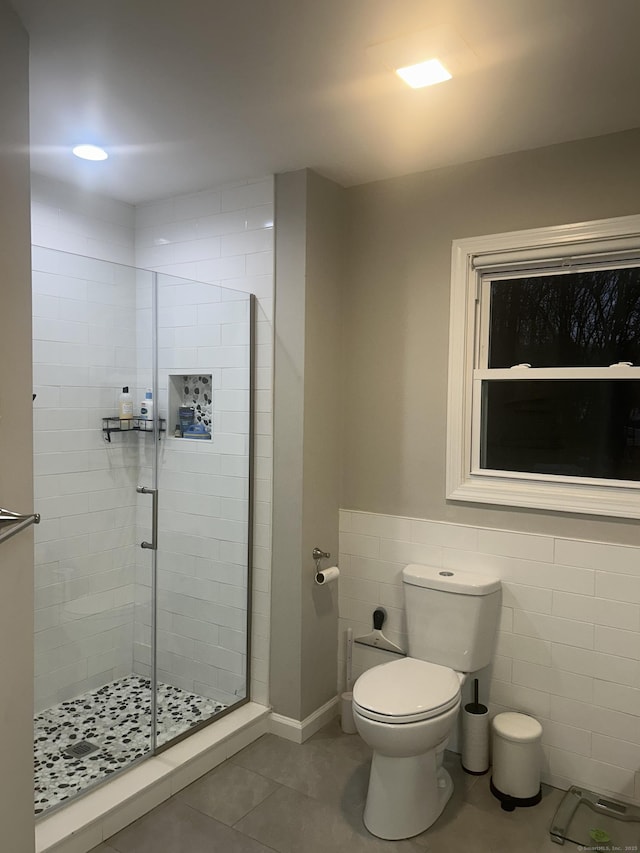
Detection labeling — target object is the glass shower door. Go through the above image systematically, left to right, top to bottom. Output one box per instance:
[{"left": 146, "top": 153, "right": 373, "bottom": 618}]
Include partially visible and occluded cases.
[
  {"left": 33, "top": 249, "right": 155, "bottom": 814},
  {"left": 33, "top": 251, "right": 254, "bottom": 816},
  {"left": 150, "top": 272, "right": 253, "bottom": 748}
]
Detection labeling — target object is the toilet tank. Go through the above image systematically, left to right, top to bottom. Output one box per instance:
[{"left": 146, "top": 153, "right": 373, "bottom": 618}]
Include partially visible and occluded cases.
[{"left": 403, "top": 565, "right": 501, "bottom": 673}]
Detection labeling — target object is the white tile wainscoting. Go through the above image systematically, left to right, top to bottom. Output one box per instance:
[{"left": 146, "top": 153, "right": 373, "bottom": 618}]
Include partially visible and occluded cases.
[{"left": 338, "top": 509, "right": 640, "bottom": 806}]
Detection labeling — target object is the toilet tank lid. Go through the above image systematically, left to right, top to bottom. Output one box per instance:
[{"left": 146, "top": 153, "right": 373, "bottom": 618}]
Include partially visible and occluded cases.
[{"left": 402, "top": 565, "right": 501, "bottom": 595}]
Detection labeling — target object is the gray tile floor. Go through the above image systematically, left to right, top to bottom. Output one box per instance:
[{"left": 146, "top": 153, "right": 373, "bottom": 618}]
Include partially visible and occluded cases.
[{"left": 91, "top": 720, "right": 566, "bottom": 853}]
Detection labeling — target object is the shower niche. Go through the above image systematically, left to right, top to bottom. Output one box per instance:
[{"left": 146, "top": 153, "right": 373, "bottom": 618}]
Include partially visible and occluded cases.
[{"left": 169, "top": 373, "right": 213, "bottom": 439}]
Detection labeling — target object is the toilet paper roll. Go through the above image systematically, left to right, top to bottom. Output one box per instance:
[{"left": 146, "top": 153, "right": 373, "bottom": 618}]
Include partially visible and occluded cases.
[
  {"left": 315, "top": 566, "right": 340, "bottom": 585},
  {"left": 462, "top": 706, "right": 490, "bottom": 775}
]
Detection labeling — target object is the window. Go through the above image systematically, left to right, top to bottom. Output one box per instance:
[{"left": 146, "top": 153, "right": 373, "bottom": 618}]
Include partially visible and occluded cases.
[{"left": 447, "top": 214, "right": 640, "bottom": 518}]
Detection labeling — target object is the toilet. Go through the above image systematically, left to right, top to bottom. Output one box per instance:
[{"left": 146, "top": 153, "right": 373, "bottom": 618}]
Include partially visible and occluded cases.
[{"left": 352, "top": 564, "right": 501, "bottom": 840}]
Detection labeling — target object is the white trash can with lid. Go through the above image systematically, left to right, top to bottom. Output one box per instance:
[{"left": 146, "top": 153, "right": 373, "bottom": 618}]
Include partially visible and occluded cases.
[{"left": 491, "top": 712, "right": 542, "bottom": 811}]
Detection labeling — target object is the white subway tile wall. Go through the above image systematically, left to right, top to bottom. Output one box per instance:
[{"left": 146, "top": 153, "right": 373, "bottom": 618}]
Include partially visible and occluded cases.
[
  {"left": 31, "top": 173, "right": 273, "bottom": 713},
  {"left": 31, "top": 173, "right": 135, "bottom": 265},
  {"left": 31, "top": 174, "right": 138, "bottom": 711},
  {"left": 134, "top": 177, "right": 273, "bottom": 708},
  {"left": 132, "top": 284, "right": 252, "bottom": 707},
  {"left": 339, "top": 509, "right": 640, "bottom": 807}
]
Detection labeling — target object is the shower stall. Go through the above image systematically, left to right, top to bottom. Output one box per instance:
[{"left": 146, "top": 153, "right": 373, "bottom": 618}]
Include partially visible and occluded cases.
[{"left": 32, "top": 247, "right": 253, "bottom": 814}]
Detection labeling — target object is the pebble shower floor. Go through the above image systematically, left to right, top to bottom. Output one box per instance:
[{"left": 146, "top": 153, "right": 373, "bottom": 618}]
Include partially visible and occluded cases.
[{"left": 34, "top": 675, "right": 227, "bottom": 814}]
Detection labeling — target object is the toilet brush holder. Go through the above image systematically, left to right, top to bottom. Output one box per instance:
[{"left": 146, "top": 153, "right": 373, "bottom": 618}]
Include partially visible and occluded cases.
[
  {"left": 461, "top": 678, "right": 490, "bottom": 775},
  {"left": 341, "top": 691, "right": 357, "bottom": 734}
]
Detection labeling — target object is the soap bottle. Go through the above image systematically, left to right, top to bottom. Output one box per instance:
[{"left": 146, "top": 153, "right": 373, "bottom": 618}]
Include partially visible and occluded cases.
[
  {"left": 118, "top": 387, "right": 133, "bottom": 428},
  {"left": 140, "top": 389, "right": 154, "bottom": 421}
]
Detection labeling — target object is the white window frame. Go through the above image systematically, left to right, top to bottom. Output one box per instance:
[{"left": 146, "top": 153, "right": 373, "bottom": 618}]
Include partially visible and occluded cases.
[{"left": 446, "top": 213, "right": 640, "bottom": 519}]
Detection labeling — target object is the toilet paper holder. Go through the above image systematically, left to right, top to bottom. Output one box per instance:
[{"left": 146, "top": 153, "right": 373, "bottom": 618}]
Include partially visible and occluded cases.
[
  {"left": 312, "top": 546, "right": 330, "bottom": 573},
  {"left": 312, "top": 546, "right": 330, "bottom": 562},
  {"left": 312, "top": 547, "right": 340, "bottom": 585}
]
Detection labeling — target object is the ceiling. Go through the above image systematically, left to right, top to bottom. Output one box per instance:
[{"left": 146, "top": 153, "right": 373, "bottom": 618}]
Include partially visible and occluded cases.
[{"left": 12, "top": 0, "right": 640, "bottom": 205}]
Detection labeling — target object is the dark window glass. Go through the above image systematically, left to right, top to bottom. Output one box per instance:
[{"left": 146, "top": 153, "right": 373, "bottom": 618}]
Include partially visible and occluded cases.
[
  {"left": 488, "top": 268, "right": 640, "bottom": 368},
  {"left": 481, "top": 380, "right": 640, "bottom": 481}
]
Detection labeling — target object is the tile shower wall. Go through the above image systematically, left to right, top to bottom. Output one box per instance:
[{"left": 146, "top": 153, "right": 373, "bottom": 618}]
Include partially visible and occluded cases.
[
  {"left": 30, "top": 172, "right": 272, "bottom": 713},
  {"left": 31, "top": 174, "right": 135, "bottom": 266},
  {"left": 31, "top": 175, "right": 138, "bottom": 711},
  {"left": 133, "top": 178, "right": 273, "bottom": 707},
  {"left": 132, "top": 281, "right": 251, "bottom": 707},
  {"left": 339, "top": 509, "right": 640, "bottom": 807}
]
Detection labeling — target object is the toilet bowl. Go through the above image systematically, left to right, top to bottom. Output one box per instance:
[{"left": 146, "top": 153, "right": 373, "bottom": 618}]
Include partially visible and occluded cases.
[
  {"left": 351, "top": 565, "right": 501, "bottom": 841},
  {"left": 353, "top": 657, "right": 464, "bottom": 840}
]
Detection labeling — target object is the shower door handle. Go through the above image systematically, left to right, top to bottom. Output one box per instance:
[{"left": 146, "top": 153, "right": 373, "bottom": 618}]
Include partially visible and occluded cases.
[{"left": 136, "top": 486, "right": 158, "bottom": 550}]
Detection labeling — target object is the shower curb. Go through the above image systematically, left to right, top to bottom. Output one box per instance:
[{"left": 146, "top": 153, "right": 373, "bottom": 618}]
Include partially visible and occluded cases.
[{"left": 35, "top": 703, "right": 270, "bottom": 853}]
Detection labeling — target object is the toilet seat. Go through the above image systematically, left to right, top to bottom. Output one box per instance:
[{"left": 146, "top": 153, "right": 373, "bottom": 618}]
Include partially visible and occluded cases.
[{"left": 353, "top": 657, "right": 461, "bottom": 724}]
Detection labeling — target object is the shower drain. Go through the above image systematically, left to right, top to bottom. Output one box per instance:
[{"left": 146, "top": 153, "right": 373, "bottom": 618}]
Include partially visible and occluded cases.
[{"left": 61, "top": 740, "right": 99, "bottom": 759}]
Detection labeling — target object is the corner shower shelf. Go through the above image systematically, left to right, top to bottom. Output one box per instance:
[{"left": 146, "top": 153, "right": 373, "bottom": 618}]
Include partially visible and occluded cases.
[{"left": 102, "top": 417, "right": 166, "bottom": 442}]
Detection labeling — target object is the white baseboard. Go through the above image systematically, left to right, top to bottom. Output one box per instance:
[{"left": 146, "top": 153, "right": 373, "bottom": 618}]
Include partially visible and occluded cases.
[{"left": 269, "top": 694, "right": 339, "bottom": 744}]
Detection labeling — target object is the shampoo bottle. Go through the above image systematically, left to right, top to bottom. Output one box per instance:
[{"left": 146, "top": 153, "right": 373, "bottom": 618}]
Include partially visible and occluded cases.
[
  {"left": 118, "top": 387, "right": 133, "bottom": 427},
  {"left": 140, "top": 389, "right": 154, "bottom": 421}
]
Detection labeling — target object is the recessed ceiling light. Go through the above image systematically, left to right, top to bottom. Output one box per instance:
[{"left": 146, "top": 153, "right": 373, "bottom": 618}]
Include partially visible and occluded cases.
[
  {"left": 367, "top": 25, "right": 476, "bottom": 88},
  {"left": 396, "top": 58, "right": 452, "bottom": 89},
  {"left": 72, "top": 144, "right": 108, "bottom": 161}
]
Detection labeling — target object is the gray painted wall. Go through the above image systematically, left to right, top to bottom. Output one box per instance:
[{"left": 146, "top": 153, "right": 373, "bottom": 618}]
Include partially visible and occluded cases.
[
  {"left": 0, "top": 3, "right": 34, "bottom": 849},
  {"left": 341, "top": 128, "right": 640, "bottom": 546},
  {"left": 271, "top": 170, "right": 344, "bottom": 720},
  {"left": 271, "top": 170, "right": 306, "bottom": 720},
  {"left": 300, "top": 170, "right": 343, "bottom": 718}
]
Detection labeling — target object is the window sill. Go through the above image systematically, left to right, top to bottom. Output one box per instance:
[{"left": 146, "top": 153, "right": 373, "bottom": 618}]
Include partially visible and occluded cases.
[{"left": 447, "top": 475, "right": 640, "bottom": 519}]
